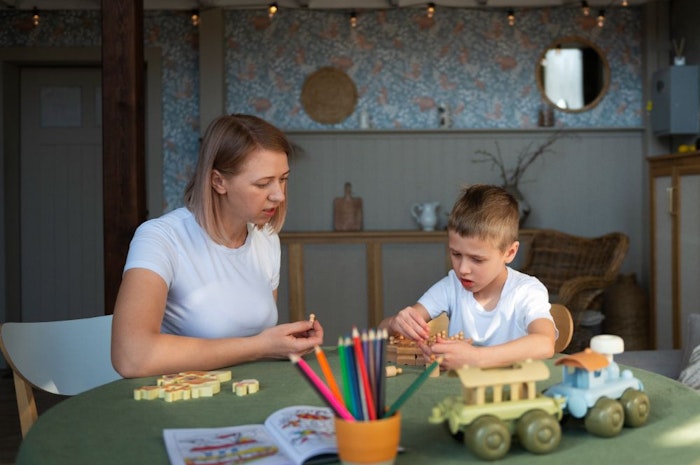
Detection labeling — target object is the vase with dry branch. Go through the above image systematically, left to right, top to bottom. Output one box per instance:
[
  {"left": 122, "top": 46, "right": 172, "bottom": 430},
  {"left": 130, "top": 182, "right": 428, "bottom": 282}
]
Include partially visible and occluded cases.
[{"left": 473, "top": 131, "right": 569, "bottom": 226}]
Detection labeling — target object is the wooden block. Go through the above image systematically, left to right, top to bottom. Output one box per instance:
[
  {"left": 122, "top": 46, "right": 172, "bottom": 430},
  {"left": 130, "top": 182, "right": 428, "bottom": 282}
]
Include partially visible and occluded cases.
[
  {"left": 333, "top": 182, "right": 363, "bottom": 231},
  {"left": 396, "top": 346, "right": 420, "bottom": 355},
  {"left": 206, "top": 370, "right": 232, "bottom": 383},
  {"left": 157, "top": 374, "right": 182, "bottom": 386},
  {"left": 233, "top": 379, "right": 260, "bottom": 396},
  {"left": 191, "top": 381, "right": 217, "bottom": 398},
  {"left": 164, "top": 385, "right": 190, "bottom": 402},
  {"left": 133, "top": 386, "right": 160, "bottom": 400}
]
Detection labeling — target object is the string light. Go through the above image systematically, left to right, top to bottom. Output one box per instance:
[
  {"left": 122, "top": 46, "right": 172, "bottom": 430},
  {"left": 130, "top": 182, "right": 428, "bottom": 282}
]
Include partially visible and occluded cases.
[
  {"left": 581, "top": 1, "right": 590, "bottom": 16},
  {"left": 268, "top": 2, "right": 278, "bottom": 19},
  {"left": 426, "top": 3, "right": 435, "bottom": 19},
  {"left": 32, "top": 6, "right": 40, "bottom": 27},
  {"left": 190, "top": 9, "right": 200, "bottom": 27},
  {"left": 507, "top": 9, "right": 515, "bottom": 27},
  {"left": 597, "top": 9, "right": 605, "bottom": 28},
  {"left": 350, "top": 10, "right": 357, "bottom": 28}
]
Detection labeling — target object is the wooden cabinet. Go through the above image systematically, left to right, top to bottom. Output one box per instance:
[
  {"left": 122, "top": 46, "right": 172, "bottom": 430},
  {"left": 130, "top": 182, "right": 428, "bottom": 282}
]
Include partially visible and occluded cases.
[
  {"left": 648, "top": 152, "right": 700, "bottom": 349},
  {"left": 279, "top": 230, "right": 450, "bottom": 328}
]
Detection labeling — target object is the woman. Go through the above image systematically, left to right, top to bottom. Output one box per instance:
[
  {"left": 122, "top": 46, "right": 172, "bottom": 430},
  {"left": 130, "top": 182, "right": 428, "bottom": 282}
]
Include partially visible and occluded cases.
[{"left": 111, "top": 114, "right": 323, "bottom": 378}]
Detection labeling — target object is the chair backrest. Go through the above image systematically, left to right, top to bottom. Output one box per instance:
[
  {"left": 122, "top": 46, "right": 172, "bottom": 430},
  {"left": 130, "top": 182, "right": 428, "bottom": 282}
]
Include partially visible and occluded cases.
[
  {"left": 520, "top": 229, "right": 630, "bottom": 296},
  {"left": 550, "top": 304, "right": 574, "bottom": 353},
  {"left": 0, "top": 315, "right": 122, "bottom": 437}
]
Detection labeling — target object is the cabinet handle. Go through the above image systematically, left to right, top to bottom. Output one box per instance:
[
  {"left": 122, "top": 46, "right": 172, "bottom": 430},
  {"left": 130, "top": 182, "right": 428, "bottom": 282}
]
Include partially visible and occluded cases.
[{"left": 666, "top": 186, "right": 676, "bottom": 215}]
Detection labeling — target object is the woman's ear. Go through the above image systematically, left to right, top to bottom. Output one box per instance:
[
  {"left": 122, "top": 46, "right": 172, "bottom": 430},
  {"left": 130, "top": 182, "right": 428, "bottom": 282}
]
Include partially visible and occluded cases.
[
  {"left": 211, "top": 169, "right": 227, "bottom": 194},
  {"left": 504, "top": 240, "right": 520, "bottom": 264}
]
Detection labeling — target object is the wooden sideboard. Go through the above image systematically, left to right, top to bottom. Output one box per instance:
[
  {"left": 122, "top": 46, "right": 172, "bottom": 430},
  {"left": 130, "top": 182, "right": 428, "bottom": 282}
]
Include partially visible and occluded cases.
[
  {"left": 279, "top": 229, "right": 536, "bottom": 328},
  {"left": 280, "top": 230, "right": 449, "bottom": 327}
]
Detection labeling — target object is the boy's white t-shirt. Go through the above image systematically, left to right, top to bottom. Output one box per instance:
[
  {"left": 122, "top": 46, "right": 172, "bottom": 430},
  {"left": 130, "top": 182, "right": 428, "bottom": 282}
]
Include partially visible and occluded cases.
[
  {"left": 124, "top": 207, "right": 280, "bottom": 338},
  {"left": 418, "top": 267, "right": 552, "bottom": 346}
]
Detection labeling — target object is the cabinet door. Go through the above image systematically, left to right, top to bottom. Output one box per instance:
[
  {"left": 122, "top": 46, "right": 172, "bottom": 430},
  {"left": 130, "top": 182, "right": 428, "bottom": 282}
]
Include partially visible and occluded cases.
[
  {"left": 679, "top": 173, "right": 700, "bottom": 348},
  {"left": 652, "top": 174, "right": 674, "bottom": 349}
]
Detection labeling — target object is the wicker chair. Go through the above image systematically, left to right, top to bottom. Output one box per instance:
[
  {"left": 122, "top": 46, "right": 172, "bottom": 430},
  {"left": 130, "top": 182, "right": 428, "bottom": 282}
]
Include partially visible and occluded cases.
[{"left": 520, "top": 229, "right": 629, "bottom": 336}]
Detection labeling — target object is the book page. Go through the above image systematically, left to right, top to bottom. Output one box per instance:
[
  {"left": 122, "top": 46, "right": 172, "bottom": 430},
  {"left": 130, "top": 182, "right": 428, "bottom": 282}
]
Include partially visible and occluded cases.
[
  {"left": 263, "top": 405, "right": 337, "bottom": 465},
  {"left": 163, "top": 424, "right": 295, "bottom": 465}
]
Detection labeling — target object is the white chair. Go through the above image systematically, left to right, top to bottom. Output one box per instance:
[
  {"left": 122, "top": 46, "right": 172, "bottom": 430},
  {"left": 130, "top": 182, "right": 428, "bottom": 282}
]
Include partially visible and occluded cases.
[{"left": 0, "top": 315, "right": 122, "bottom": 437}]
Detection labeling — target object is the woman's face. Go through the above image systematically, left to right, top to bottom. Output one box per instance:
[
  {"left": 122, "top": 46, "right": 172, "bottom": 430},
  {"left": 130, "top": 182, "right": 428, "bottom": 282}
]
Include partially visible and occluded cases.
[{"left": 213, "top": 148, "right": 289, "bottom": 228}]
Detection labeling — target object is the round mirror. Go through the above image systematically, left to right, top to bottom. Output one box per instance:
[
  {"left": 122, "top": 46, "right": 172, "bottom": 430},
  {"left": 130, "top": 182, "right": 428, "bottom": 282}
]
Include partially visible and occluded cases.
[{"left": 536, "top": 36, "right": 609, "bottom": 113}]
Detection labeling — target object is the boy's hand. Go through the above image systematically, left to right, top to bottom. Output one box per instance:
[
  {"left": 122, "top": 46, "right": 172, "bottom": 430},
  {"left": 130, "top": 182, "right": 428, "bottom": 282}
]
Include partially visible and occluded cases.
[
  {"left": 387, "top": 305, "right": 431, "bottom": 342},
  {"left": 428, "top": 335, "right": 476, "bottom": 371}
]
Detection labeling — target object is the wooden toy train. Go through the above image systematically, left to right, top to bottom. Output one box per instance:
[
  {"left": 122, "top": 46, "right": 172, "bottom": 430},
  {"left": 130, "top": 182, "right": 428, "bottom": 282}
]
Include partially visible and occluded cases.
[{"left": 428, "top": 335, "right": 650, "bottom": 461}]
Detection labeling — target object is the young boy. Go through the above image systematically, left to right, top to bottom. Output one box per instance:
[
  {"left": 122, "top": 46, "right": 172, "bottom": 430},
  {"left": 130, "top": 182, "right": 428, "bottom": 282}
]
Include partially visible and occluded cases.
[{"left": 379, "top": 184, "right": 556, "bottom": 370}]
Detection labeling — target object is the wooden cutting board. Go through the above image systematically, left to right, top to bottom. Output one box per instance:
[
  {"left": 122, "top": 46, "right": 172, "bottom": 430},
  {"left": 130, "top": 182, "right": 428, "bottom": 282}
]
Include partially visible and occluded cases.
[{"left": 333, "top": 182, "right": 363, "bottom": 231}]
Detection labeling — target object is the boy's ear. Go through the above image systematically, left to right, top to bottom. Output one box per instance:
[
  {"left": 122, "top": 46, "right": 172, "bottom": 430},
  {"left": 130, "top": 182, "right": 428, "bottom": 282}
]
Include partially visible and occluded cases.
[{"left": 504, "top": 240, "right": 519, "bottom": 264}]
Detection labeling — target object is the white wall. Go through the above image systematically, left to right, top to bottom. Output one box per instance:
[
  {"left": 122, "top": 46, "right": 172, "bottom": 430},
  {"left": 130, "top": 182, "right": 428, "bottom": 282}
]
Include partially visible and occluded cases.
[{"left": 276, "top": 128, "right": 646, "bottom": 341}]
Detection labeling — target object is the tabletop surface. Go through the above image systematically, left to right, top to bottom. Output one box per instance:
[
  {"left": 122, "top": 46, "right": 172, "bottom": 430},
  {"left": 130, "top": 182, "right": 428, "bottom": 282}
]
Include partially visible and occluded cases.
[{"left": 16, "top": 352, "right": 700, "bottom": 465}]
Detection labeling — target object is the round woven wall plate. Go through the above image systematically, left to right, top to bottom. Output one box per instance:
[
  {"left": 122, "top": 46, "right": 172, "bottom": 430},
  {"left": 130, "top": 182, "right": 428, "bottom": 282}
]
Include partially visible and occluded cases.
[{"left": 300, "top": 67, "right": 358, "bottom": 125}]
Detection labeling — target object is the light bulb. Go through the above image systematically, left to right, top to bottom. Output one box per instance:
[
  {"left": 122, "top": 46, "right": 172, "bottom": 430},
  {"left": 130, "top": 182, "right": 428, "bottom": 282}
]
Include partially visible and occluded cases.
[
  {"left": 581, "top": 1, "right": 590, "bottom": 16},
  {"left": 268, "top": 3, "right": 278, "bottom": 19},
  {"left": 427, "top": 3, "right": 435, "bottom": 19},
  {"left": 32, "top": 7, "right": 40, "bottom": 27},
  {"left": 507, "top": 9, "right": 515, "bottom": 27},
  {"left": 597, "top": 10, "right": 605, "bottom": 28}
]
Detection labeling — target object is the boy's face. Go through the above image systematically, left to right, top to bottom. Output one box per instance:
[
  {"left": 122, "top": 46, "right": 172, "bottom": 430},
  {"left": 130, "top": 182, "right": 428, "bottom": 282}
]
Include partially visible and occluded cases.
[{"left": 447, "top": 230, "right": 518, "bottom": 295}]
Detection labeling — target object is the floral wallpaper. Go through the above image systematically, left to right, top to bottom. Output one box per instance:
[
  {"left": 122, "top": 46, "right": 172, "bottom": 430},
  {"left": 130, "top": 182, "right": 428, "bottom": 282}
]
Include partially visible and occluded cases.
[
  {"left": 1, "top": 6, "right": 642, "bottom": 210},
  {"left": 226, "top": 7, "right": 643, "bottom": 130}
]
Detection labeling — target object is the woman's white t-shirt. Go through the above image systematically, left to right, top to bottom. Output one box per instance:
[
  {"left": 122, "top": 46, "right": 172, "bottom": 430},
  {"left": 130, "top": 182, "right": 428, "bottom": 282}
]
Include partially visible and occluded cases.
[
  {"left": 124, "top": 207, "right": 280, "bottom": 338},
  {"left": 418, "top": 267, "right": 552, "bottom": 346}
]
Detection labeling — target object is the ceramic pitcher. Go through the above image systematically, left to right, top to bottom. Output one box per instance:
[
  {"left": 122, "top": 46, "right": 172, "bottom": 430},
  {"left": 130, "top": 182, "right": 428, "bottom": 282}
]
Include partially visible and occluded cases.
[{"left": 411, "top": 202, "right": 440, "bottom": 231}]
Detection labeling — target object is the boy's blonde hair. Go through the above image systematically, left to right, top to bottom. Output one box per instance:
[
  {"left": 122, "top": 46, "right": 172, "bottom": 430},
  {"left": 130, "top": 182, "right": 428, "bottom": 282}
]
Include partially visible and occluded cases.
[{"left": 447, "top": 184, "right": 519, "bottom": 252}]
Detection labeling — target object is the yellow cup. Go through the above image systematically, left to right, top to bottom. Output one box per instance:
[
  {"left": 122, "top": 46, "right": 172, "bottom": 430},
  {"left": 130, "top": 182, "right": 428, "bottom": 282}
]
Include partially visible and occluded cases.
[{"left": 334, "top": 412, "right": 401, "bottom": 465}]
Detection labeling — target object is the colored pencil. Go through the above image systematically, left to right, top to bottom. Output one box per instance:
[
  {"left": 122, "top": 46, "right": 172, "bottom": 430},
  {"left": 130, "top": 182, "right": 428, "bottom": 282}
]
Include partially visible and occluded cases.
[
  {"left": 352, "top": 327, "right": 376, "bottom": 420},
  {"left": 375, "top": 328, "right": 388, "bottom": 415},
  {"left": 367, "top": 329, "right": 377, "bottom": 408},
  {"left": 337, "top": 336, "right": 355, "bottom": 417},
  {"left": 344, "top": 336, "right": 363, "bottom": 420},
  {"left": 314, "top": 345, "right": 343, "bottom": 403},
  {"left": 289, "top": 354, "right": 355, "bottom": 421},
  {"left": 383, "top": 357, "right": 442, "bottom": 418}
]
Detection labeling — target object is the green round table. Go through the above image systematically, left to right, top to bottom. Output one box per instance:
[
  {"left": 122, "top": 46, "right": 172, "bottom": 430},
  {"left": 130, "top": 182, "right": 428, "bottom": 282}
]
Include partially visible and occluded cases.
[{"left": 16, "top": 354, "right": 700, "bottom": 464}]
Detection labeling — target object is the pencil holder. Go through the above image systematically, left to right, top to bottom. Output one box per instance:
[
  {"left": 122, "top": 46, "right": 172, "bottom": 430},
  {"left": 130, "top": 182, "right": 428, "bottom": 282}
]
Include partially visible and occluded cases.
[{"left": 334, "top": 412, "right": 401, "bottom": 465}]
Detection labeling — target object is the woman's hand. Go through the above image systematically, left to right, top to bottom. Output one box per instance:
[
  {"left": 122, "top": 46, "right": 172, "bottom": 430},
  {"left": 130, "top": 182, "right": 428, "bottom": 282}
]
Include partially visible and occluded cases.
[{"left": 257, "top": 319, "right": 324, "bottom": 359}]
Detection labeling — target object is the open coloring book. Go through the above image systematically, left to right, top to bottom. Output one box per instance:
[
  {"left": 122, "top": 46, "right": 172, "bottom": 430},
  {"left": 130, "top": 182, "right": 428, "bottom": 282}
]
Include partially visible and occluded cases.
[{"left": 163, "top": 405, "right": 337, "bottom": 465}]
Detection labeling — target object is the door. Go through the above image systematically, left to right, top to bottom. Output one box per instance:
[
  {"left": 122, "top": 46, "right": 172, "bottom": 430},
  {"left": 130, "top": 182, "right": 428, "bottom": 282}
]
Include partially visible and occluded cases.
[
  {"left": 20, "top": 67, "right": 104, "bottom": 322},
  {"left": 678, "top": 170, "right": 700, "bottom": 349},
  {"left": 651, "top": 172, "right": 673, "bottom": 349}
]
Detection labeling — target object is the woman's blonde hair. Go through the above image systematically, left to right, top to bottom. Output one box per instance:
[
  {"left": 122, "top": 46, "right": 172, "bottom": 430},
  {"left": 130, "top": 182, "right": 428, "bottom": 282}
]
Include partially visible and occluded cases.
[
  {"left": 184, "top": 114, "right": 292, "bottom": 243},
  {"left": 447, "top": 184, "right": 519, "bottom": 252}
]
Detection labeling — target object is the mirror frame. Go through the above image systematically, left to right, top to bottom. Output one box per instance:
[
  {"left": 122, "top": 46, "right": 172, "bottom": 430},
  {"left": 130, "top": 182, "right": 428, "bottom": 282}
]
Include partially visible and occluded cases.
[{"left": 536, "top": 36, "right": 610, "bottom": 113}]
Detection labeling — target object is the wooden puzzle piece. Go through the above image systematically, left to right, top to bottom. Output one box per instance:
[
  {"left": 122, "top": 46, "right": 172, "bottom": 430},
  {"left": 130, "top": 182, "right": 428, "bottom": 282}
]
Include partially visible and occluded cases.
[
  {"left": 386, "top": 331, "right": 465, "bottom": 366},
  {"left": 134, "top": 370, "right": 231, "bottom": 401},
  {"left": 233, "top": 379, "right": 260, "bottom": 396}
]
